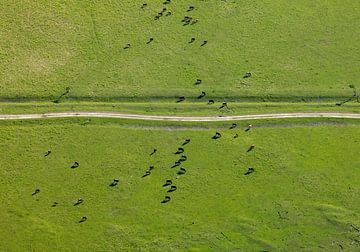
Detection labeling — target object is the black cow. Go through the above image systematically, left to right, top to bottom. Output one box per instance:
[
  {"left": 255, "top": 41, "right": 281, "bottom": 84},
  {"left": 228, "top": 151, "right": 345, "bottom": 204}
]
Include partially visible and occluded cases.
[
  {"left": 187, "top": 6, "right": 195, "bottom": 11},
  {"left": 189, "top": 37, "right": 195, "bottom": 43},
  {"left": 146, "top": 38, "right": 154, "bottom": 44},
  {"left": 201, "top": 40, "right": 208, "bottom": 46},
  {"left": 243, "top": 72, "right": 252, "bottom": 78},
  {"left": 195, "top": 79, "right": 202, "bottom": 85},
  {"left": 198, "top": 91, "right": 206, "bottom": 99},
  {"left": 177, "top": 96, "right": 185, "bottom": 103},
  {"left": 208, "top": 99, "right": 215, "bottom": 104},
  {"left": 230, "top": 123, "right": 237, "bottom": 129},
  {"left": 212, "top": 132, "right": 222, "bottom": 139},
  {"left": 182, "top": 139, "right": 191, "bottom": 146},
  {"left": 247, "top": 144, "right": 255, "bottom": 152},
  {"left": 175, "top": 147, "right": 184, "bottom": 154},
  {"left": 150, "top": 148, "right": 157, "bottom": 155},
  {"left": 44, "top": 150, "right": 52, "bottom": 157},
  {"left": 71, "top": 162, "right": 79, "bottom": 169},
  {"left": 177, "top": 168, "right": 186, "bottom": 175},
  {"left": 244, "top": 168, "right": 255, "bottom": 175},
  {"left": 142, "top": 171, "right": 151, "bottom": 178},
  {"left": 109, "top": 179, "right": 119, "bottom": 187},
  {"left": 163, "top": 180, "right": 172, "bottom": 187},
  {"left": 167, "top": 185, "right": 177, "bottom": 192},
  {"left": 32, "top": 189, "right": 40, "bottom": 196},
  {"left": 161, "top": 196, "right": 171, "bottom": 203},
  {"left": 74, "top": 198, "right": 84, "bottom": 206},
  {"left": 79, "top": 216, "right": 87, "bottom": 223}
]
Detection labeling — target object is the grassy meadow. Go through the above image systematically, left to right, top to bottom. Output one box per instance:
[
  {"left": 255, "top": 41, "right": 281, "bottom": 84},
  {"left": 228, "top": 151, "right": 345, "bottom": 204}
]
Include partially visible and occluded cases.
[
  {"left": 0, "top": 0, "right": 359, "bottom": 101},
  {"left": 0, "top": 119, "right": 360, "bottom": 251}
]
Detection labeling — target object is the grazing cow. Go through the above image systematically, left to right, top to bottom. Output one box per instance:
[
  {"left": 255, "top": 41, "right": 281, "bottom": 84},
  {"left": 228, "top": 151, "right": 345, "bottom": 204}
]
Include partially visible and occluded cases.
[
  {"left": 163, "top": 0, "right": 171, "bottom": 4},
  {"left": 141, "top": 3, "right": 147, "bottom": 8},
  {"left": 187, "top": 6, "right": 195, "bottom": 12},
  {"left": 162, "top": 7, "right": 167, "bottom": 12},
  {"left": 166, "top": 11, "right": 172, "bottom": 16},
  {"left": 155, "top": 15, "right": 160, "bottom": 20},
  {"left": 190, "top": 20, "right": 198, "bottom": 25},
  {"left": 146, "top": 37, "right": 154, "bottom": 44},
  {"left": 189, "top": 37, "right": 195, "bottom": 43},
  {"left": 201, "top": 40, "right": 208, "bottom": 46},
  {"left": 123, "top": 43, "right": 131, "bottom": 49},
  {"left": 243, "top": 72, "right": 252, "bottom": 78},
  {"left": 195, "top": 79, "right": 202, "bottom": 85},
  {"left": 198, "top": 91, "right": 206, "bottom": 99},
  {"left": 177, "top": 96, "right": 185, "bottom": 103},
  {"left": 208, "top": 99, "right": 215, "bottom": 104},
  {"left": 219, "top": 102, "right": 228, "bottom": 109},
  {"left": 230, "top": 123, "right": 237, "bottom": 129},
  {"left": 245, "top": 124, "right": 253, "bottom": 132},
  {"left": 212, "top": 132, "right": 222, "bottom": 139},
  {"left": 234, "top": 134, "right": 239, "bottom": 138},
  {"left": 182, "top": 139, "right": 191, "bottom": 146},
  {"left": 247, "top": 144, "right": 255, "bottom": 152},
  {"left": 175, "top": 147, "right": 184, "bottom": 154},
  {"left": 150, "top": 148, "right": 157, "bottom": 155},
  {"left": 44, "top": 150, "right": 51, "bottom": 157},
  {"left": 179, "top": 155, "right": 187, "bottom": 162},
  {"left": 172, "top": 161, "right": 181, "bottom": 168},
  {"left": 71, "top": 162, "right": 79, "bottom": 169},
  {"left": 149, "top": 165, "right": 154, "bottom": 171},
  {"left": 177, "top": 168, "right": 186, "bottom": 175},
  {"left": 244, "top": 168, "right": 255, "bottom": 175},
  {"left": 142, "top": 171, "right": 151, "bottom": 178},
  {"left": 109, "top": 179, "right": 119, "bottom": 187},
  {"left": 163, "top": 180, "right": 172, "bottom": 187},
  {"left": 167, "top": 185, "right": 177, "bottom": 192},
  {"left": 32, "top": 189, "right": 40, "bottom": 196},
  {"left": 161, "top": 196, "right": 171, "bottom": 203},
  {"left": 74, "top": 198, "right": 84, "bottom": 206},
  {"left": 51, "top": 202, "right": 58, "bottom": 207},
  {"left": 79, "top": 216, "right": 87, "bottom": 223}
]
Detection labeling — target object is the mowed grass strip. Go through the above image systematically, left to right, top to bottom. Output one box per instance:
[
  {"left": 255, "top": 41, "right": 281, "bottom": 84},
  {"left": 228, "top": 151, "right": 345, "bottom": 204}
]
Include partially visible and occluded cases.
[
  {"left": 0, "top": 0, "right": 359, "bottom": 101},
  {"left": 0, "top": 121, "right": 359, "bottom": 251}
]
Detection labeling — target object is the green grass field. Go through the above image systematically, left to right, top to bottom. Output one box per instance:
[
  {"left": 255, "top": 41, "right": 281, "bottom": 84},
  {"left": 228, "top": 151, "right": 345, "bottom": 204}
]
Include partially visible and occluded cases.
[
  {"left": 1, "top": 0, "right": 359, "bottom": 101},
  {"left": 1, "top": 0, "right": 360, "bottom": 251},
  {"left": 1, "top": 119, "right": 360, "bottom": 251}
]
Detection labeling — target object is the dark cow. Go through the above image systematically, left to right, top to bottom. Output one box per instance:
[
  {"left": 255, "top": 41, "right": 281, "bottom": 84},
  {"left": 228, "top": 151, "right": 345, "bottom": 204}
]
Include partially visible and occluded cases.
[
  {"left": 198, "top": 91, "right": 206, "bottom": 99},
  {"left": 212, "top": 132, "right": 222, "bottom": 139},
  {"left": 175, "top": 147, "right": 185, "bottom": 154},
  {"left": 71, "top": 162, "right": 79, "bottom": 169},
  {"left": 177, "top": 168, "right": 186, "bottom": 175},
  {"left": 244, "top": 168, "right": 255, "bottom": 175},
  {"left": 109, "top": 179, "right": 119, "bottom": 187},
  {"left": 163, "top": 180, "right": 172, "bottom": 187},
  {"left": 167, "top": 185, "right": 177, "bottom": 192},
  {"left": 32, "top": 189, "right": 40, "bottom": 196},
  {"left": 161, "top": 196, "right": 171, "bottom": 203},
  {"left": 74, "top": 198, "right": 84, "bottom": 206},
  {"left": 79, "top": 216, "right": 87, "bottom": 223}
]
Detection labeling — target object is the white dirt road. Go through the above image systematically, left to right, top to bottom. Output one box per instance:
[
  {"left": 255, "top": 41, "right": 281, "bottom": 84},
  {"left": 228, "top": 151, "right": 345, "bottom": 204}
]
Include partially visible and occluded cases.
[{"left": 0, "top": 112, "right": 359, "bottom": 122}]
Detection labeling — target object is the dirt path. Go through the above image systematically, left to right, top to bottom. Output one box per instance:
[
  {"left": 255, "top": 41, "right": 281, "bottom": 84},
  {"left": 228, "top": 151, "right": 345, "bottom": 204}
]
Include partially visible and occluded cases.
[{"left": 0, "top": 112, "right": 359, "bottom": 122}]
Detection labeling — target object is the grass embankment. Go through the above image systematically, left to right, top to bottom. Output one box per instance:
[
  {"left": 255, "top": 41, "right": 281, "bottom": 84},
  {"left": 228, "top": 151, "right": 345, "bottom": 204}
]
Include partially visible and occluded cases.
[
  {"left": 0, "top": 0, "right": 359, "bottom": 101},
  {"left": 0, "top": 101, "right": 359, "bottom": 116},
  {"left": 0, "top": 119, "right": 359, "bottom": 251}
]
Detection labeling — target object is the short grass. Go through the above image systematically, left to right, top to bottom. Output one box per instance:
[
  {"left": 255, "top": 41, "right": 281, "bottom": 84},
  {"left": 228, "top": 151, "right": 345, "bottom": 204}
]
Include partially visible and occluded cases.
[
  {"left": 0, "top": 0, "right": 359, "bottom": 101},
  {"left": 1, "top": 101, "right": 360, "bottom": 116},
  {"left": 1, "top": 119, "right": 360, "bottom": 251}
]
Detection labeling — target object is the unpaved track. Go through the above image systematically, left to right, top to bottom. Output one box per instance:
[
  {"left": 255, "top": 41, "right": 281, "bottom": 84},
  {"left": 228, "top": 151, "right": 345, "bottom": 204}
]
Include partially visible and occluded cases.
[{"left": 0, "top": 112, "right": 359, "bottom": 122}]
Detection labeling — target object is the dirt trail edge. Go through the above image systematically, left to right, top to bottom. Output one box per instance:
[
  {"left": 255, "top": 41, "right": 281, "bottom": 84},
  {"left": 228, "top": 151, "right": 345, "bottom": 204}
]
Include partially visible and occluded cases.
[{"left": 0, "top": 112, "right": 359, "bottom": 122}]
